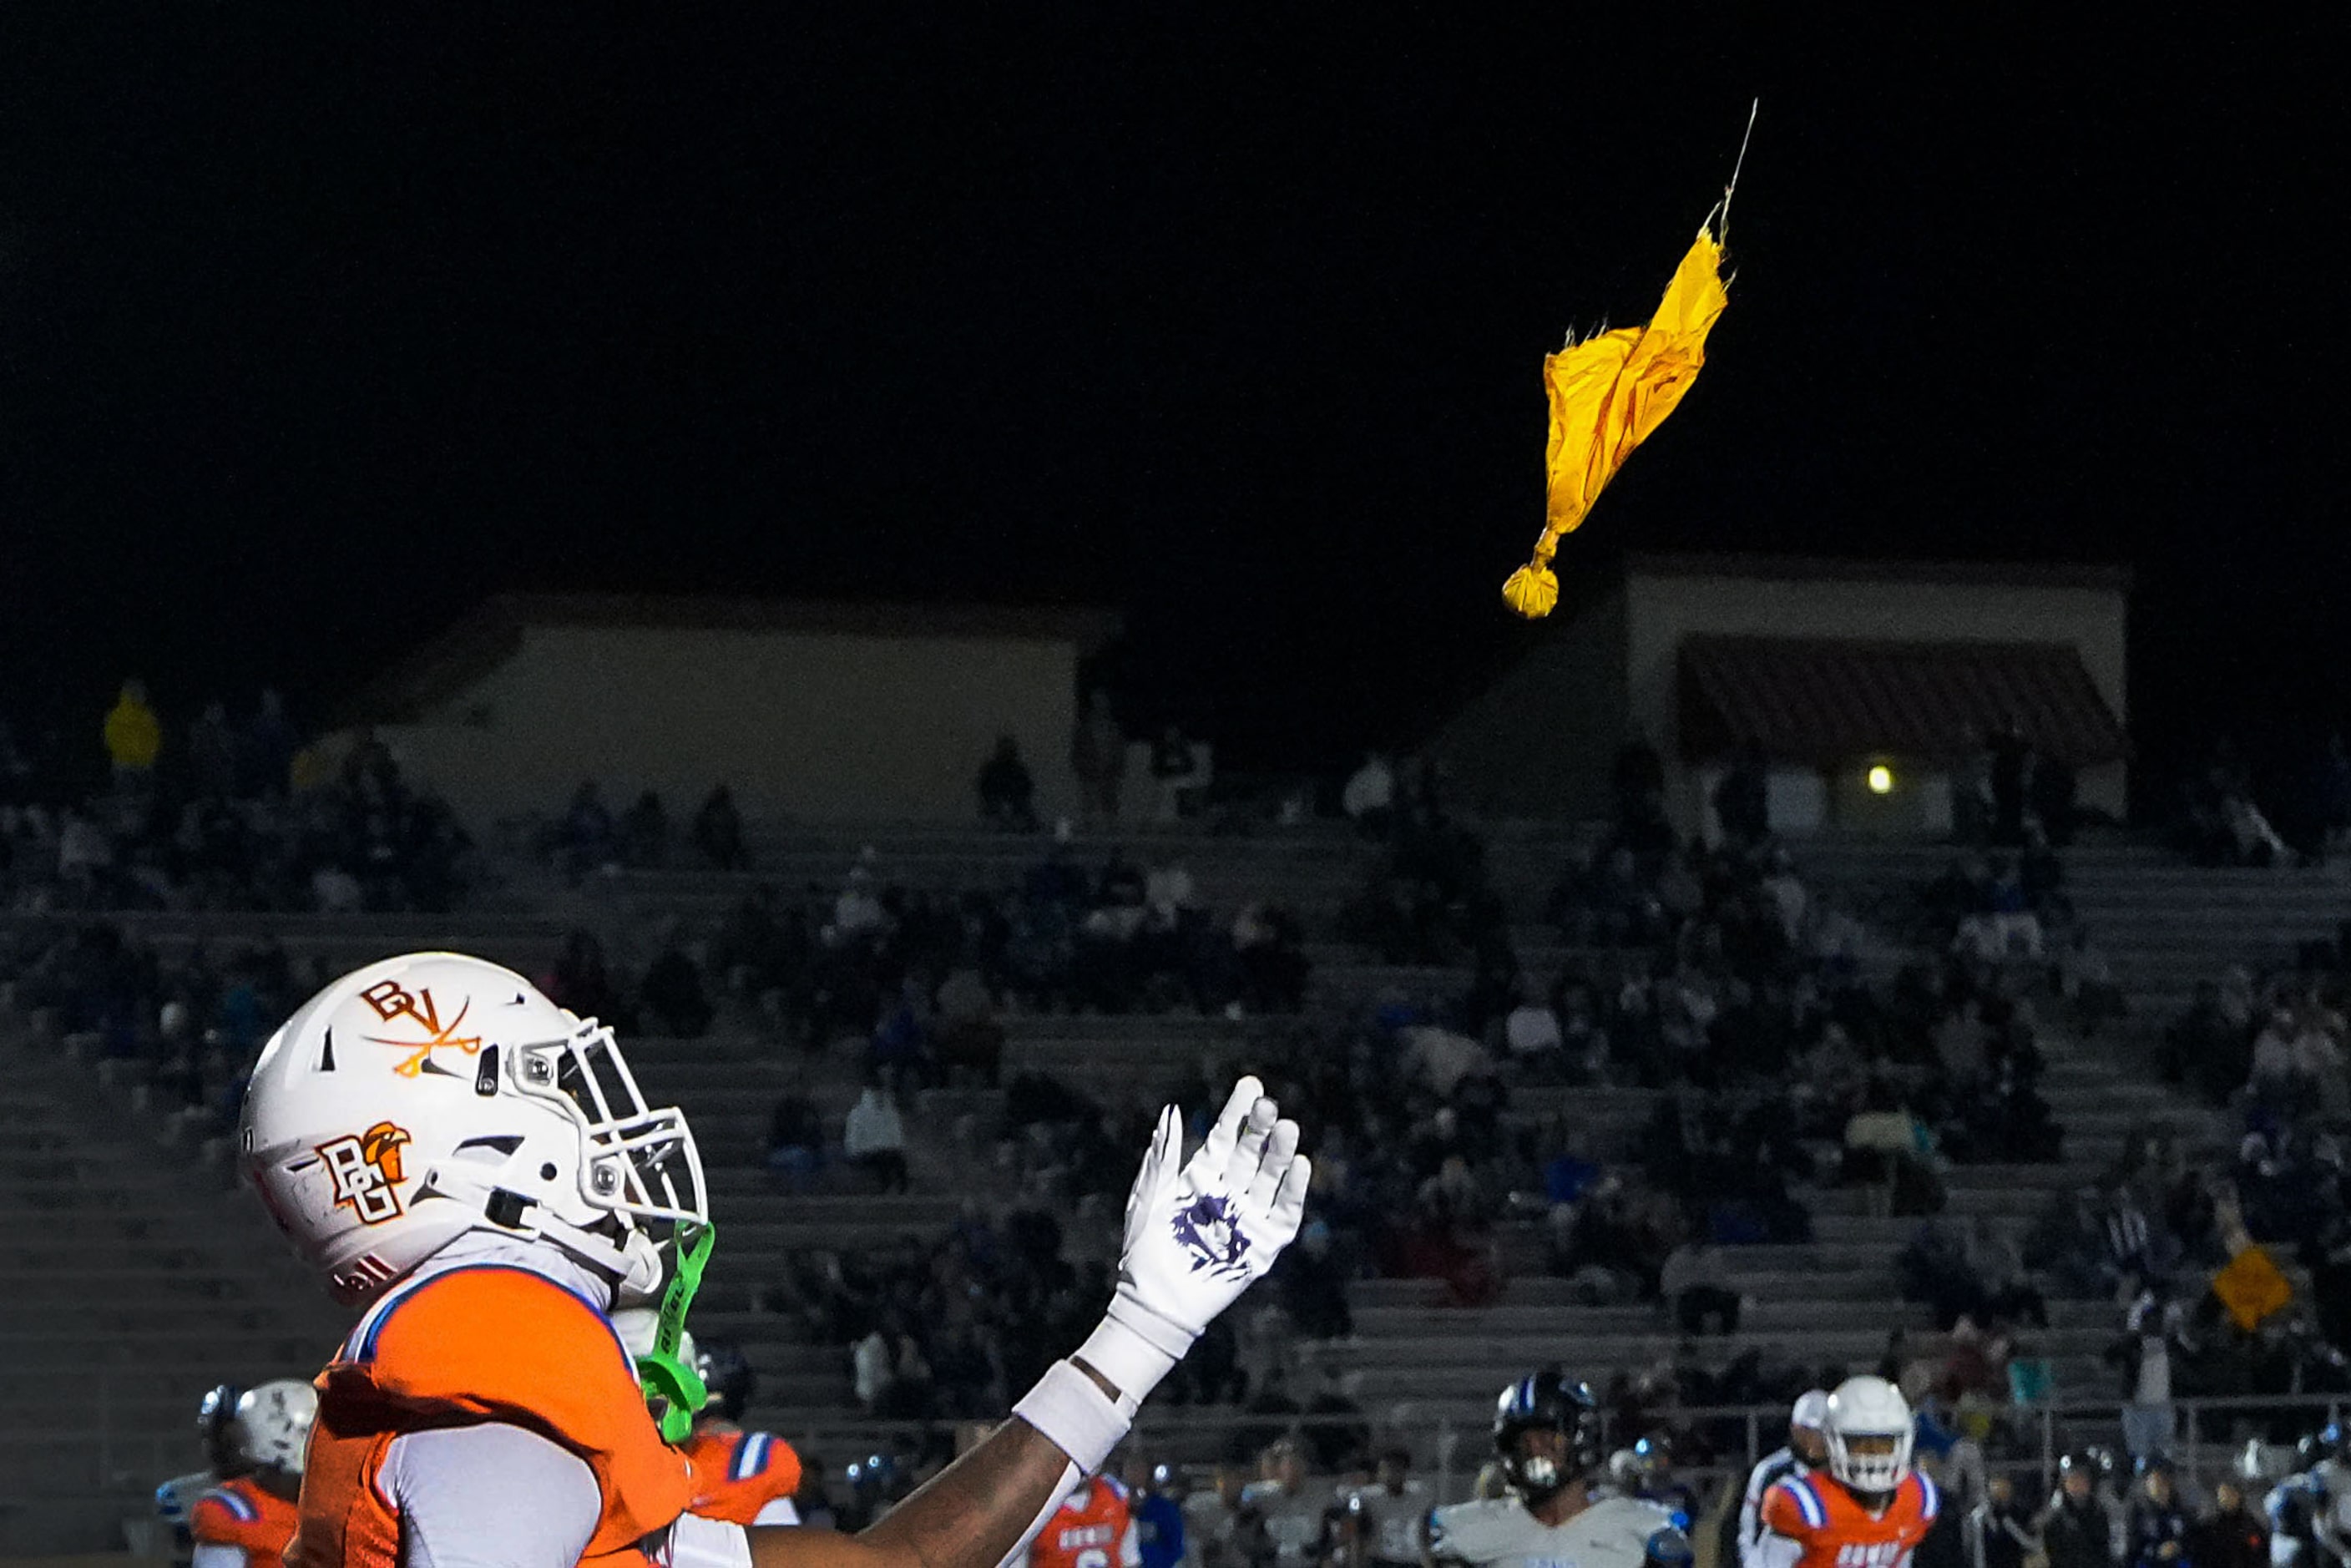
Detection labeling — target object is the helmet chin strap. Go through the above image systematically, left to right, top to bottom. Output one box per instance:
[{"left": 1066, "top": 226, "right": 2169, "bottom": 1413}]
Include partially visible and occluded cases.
[{"left": 633, "top": 1222, "right": 716, "bottom": 1442}]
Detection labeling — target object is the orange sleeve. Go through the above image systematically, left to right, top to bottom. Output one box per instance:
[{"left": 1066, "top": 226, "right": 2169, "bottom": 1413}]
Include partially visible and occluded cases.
[
  {"left": 361, "top": 1267, "right": 695, "bottom": 1554},
  {"left": 684, "top": 1432, "right": 805, "bottom": 1527},
  {"left": 742, "top": 1432, "right": 803, "bottom": 1500},
  {"left": 191, "top": 1482, "right": 298, "bottom": 1555},
  {"left": 1759, "top": 1486, "right": 1811, "bottom": 1540}
]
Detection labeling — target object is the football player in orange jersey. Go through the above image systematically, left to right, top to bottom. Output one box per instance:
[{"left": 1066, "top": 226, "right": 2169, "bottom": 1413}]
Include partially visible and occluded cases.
[
  {"left": 240, "top": 953, "right": 1309, "bottom": 1568},
  {"left": 614, "top": 1311, "right": 805, "bottom": 1527},
  {"left": 1757, "top": 1378, "right": 1940, "bottom": 1568},
  {"left": 188, "top": 1381, "right": 316, "bottom": 1568},
  {"left": 1017, "top": 1474, "right": 1141, "bottom": 1568}
]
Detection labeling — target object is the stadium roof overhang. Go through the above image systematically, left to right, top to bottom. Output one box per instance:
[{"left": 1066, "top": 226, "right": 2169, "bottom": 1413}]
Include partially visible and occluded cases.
[{"left": 1677, "top": 635, "right": 2129, "bottom": 768}]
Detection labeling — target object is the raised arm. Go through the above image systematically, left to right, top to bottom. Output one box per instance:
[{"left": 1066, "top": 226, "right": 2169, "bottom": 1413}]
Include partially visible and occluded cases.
[{"left": 736, "top": 1079, "right": 1309, "bottom": 1568}]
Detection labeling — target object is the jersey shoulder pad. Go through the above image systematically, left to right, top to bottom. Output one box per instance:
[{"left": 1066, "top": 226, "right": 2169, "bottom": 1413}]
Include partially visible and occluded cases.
[
  {"left": 337, "top": 1264, "right": 645, "bottom": 1449},
  {"left": 727, "top": 1430, "right": 798, "bottom": 1485},
  {"left": 1910, "top": 1471, "right": 1943, "bottom": 1521},
  {"left": 1764, "top": 1475, "right": 1832, "bottom": 1533},
  {"left": 190, "top": 1481, "right": 285, "bottom": 1548},
  {"left": 192, "top": 1484, "right": 262, "bottom": 1527},
  {"left": 1590, "top": 1495, "right": 1681, "bottom": 1550},
  {"left": 1595, "top": 1495, "right": 1676, "bottom": 1525},
  {"left": 1428, "top": 1497, "right": 1520, "bottom": 1561}
]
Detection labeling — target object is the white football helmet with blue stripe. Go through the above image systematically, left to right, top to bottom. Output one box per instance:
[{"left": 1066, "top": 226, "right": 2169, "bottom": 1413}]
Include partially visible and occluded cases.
[
  {"left": 240, "top": 953, "right": 707, "bottom": 1308},
  {"left": 1823, "top": 1376, "right": 1914, "bottom": 1494},
  {"left": 231, "top": 1379, "right": 318, "bottom": 1475}
]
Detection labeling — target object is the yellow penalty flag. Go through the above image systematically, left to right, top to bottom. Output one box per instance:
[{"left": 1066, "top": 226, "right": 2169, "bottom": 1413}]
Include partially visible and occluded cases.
[
  {"left": 1501, "top": 223, "right": 1731, "bottom": 618},
  {"left": 2211, "top": 1243, "right": 2293, "bottom": 1333}
]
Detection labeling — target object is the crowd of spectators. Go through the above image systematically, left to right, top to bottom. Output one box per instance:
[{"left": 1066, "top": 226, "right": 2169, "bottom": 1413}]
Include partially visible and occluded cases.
[
  {"left": 2, "top": 686, "right": 473, "bottom": 914},
  {"left": 32, "top": 690, "right": 2351, "bottom": 1481},
  {"left": 973, "top": 706, "right": 1216, "bottom": 833},
  {"left": 752, "top": 738, "right": 2110, "bottom": 1426},
  {"left": 542, "top": 780, "right": 749, "bottom": 878},
  {"left": 694, "top": 842, "right": 1312, "bottom": 1075},
  {"left": 1, "top": 920, "right": 319, "bottom": 1156}
]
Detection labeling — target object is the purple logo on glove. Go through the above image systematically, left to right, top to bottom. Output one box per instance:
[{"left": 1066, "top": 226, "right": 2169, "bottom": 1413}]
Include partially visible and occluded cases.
[{"left": 1172, "top": 1194, "right": 1251, "bottom": 1277}]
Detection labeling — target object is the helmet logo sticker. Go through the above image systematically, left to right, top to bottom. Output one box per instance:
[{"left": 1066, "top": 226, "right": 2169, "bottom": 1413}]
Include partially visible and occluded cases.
[
  {"left": 359, "top": 981, "right": 484, "bottom": 1078},
  {"left": 317, "top": 1120, "right": 414, "bottom": 1225},
  {"left": 1170, "top": 1194, "right": 1251, "bottom": 1278}
]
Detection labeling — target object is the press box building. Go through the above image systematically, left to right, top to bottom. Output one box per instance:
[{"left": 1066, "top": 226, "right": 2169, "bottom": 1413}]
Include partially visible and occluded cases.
[{"left": 1432, "top": 553, "right": 2131, "bottom": 836}]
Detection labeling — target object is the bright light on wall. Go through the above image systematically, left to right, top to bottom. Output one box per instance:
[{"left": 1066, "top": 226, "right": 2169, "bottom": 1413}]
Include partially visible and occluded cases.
[{"left": 1866, "top": 764, "right": 1895, "bottom": 796}]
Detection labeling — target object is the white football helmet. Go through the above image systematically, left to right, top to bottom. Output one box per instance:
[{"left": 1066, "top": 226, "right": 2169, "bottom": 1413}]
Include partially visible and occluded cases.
[
  {"left": 240, "top": 953, "right": 706, "bottom": 1307},
  {"left": 1823, "top": 1375, "right": 1914, "bottom": 1494},
  {"left": 231, "top": 1380, "right": 318, "bottom": 1475}
]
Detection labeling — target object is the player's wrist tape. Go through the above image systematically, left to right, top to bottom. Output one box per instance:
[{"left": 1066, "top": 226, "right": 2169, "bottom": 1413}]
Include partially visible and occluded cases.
[
  {"left": 1078, "top": 1298, "right": 1190, "bottom": 1414},
  {"left": 1013, "top": 1358, "right": 1131, "bottom": 1473}
]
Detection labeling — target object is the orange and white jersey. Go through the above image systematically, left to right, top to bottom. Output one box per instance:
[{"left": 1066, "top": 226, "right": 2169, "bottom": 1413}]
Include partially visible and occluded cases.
[
  {"left": 290, "top": 1242, "right": 695, "bottom": 1568},
  {"left": 684, "top": 1428, "right": 804, "bottom": 1527},
  {"left": 1759, "top": 1472, "right": 1940, "bottom": 1568},
  {"left": 190, "top": 1474, "right": 301, "bottom": 1567},
  {"left": 1022, "top": 1475, "right": 1142, "bottom": 1568}
]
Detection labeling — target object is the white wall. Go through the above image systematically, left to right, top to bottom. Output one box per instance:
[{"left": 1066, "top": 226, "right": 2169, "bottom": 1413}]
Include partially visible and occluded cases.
[{"left": 382, "top": 623, "right": 1084, "bottom": 825}]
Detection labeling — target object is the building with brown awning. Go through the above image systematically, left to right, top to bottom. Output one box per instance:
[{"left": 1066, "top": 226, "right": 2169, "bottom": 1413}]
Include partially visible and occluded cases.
[{"left": 1433, "top": 554, "right": 2130, "bottom": 836}]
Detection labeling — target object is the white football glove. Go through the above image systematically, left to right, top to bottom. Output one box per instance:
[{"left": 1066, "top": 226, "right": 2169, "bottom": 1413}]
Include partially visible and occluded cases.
[{"left": 1077, "top": 1075, "right": 1311, "bottom": 1409}]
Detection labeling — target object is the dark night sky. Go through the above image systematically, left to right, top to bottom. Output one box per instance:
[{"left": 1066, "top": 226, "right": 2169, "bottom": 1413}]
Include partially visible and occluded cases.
[{"left": 3, "top": 8, "right": 2345, "bottom": 788}]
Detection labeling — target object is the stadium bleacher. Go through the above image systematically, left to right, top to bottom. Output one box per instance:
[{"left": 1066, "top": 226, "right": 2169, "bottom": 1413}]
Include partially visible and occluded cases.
[{"left": 5, "top": 821, "right": 2350, "bottom": 1555}]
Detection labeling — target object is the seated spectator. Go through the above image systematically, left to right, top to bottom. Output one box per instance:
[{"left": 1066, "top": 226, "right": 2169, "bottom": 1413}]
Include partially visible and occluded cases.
[
  {"left": 103, "top": 679, "right": 162, "bottom": 785},
  {"left": 240, "top": 688, "right": 296, "bottom": 798},
  {"left": 1070, "top": 688, "right": 1125, "bottom": 829},
  {"left": 187, "top": 700, "right": 238, "bottom": 801},
  {"left": 1150, "top": 725, "right": 1202, "bottom": 824},
  {"left": 977, "top": 736, "right": 1039, "bottom": 832},
  {"left": 1711, "top": 743, "right": 1769, "bottom": 848},
  {"left": 1341, "top": 751, "right": 1398, "bottom": 838},
  {"left": 556, "top": 781, "right": 619, "bottom": 878},
  {"left": 692, "top": 784, "right": 747, "bottom": 871},
  {"left": 619, "top": 790, "right": 670, "bottom": 868},
  {"left": 311, "top": 860, "right": 363, "bottom": 914},
  {"left": 830, "top": 864, "right": 891, "bottom": 943},
  {"left": 1231, "top": 903, "right": 1308, "bottom": 1015},
  {"left": 544, "top": 928, "right": 626, "bottom": 1025},
  {"left": 639, "top": 928, "right": 714, "bottom": 1038},
  {"left": 2056, "top": 929, "right": 2127, "bottom": 1039},
  {"left": 932, "top": 964, "right": 1004, "bottom": 1086},
  {"left": 1502, "top": 975, "right": 1565, "bottom": 1071},
  {"left": 868, "top": 979, "right": 932, "bottom": 1084},
  {"left": 2247, "top": 1007, "right": 2302, "bottom": 1110},
  {"left": 844, "top": 1072, "right": 910, "bottom": 1193},
  {"left": 766, "top": 1079, "right": 825, "bottom": 1188},
  {"left": 1844, "top": 1083, "right": 1943, "bottom": 1216},
  {"left": 1901, "top": 1216, "right": 1990, "bottom": 1330},
  {"left": 1967, "top": 1216, "right": 2048, "bottom": 1327},
  {"left": 1272, "top": 1220, "right": 1352, "bottom": 1341},
  {"left": 1659, "top": 1239, "right": 1739, "bottom": 1334},
  {"left": 2185, "top": 1482, "right": 2268, "bottom": 1568}
]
